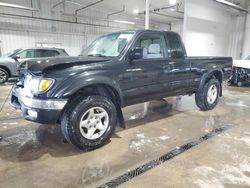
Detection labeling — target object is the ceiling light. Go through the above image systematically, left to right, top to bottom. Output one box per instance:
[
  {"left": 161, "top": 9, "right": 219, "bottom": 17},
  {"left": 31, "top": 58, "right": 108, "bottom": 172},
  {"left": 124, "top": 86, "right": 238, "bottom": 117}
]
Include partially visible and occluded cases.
[
  {"left": 169, "top": 0, "right": 177, "bottom": 5},
  {"left": 215, "top": 0, "right": 248, "bottom": 12},
  {"left": 0, "top": 2, "right": 38, "bottom": 11},
  {"left": 133, "top": 9, "right": 139, "bottom": 14},
  {"left": 114, "top": 20, "right": 135, "bottom": 25}
]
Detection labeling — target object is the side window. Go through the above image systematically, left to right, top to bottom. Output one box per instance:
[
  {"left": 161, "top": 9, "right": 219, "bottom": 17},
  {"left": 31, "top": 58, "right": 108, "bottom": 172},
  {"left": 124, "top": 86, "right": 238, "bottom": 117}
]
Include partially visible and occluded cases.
[
  {"left": 134, "top": 33, "right": 166, "bottom": 59},
  {"left": 167, "top": 33, "right": 184, "bottom": 55},
  {"left": 59, "top": 49, "right": 69, "bottom": 56},
  {"left": 17, "top": 50, "right": 34, "bottom": 58},
  {"left": 34, "top": 50, "right": 44, "bottom": 58},
  {"left": 35, "top": 50, "right": 59, "bottom": 57},
  {"left": 43, "top": 50, "right": 59, "bottom": 57},
  {"left": 52, "top": 50, "right": 60, "bottom": 57}
]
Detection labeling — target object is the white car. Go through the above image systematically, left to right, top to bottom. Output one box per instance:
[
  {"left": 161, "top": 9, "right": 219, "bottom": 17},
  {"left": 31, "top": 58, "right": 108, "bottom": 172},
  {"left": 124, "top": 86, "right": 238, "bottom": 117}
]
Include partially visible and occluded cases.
[{"left": 229, "top": 55, "right": 250, "bottom": 86}]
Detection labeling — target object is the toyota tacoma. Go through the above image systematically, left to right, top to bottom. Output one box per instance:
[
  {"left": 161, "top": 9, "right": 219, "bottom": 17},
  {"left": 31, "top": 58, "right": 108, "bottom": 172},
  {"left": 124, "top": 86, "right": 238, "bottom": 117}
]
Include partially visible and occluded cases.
[{"left": 11, "top": 30, "right": 232, "bottom": 150}]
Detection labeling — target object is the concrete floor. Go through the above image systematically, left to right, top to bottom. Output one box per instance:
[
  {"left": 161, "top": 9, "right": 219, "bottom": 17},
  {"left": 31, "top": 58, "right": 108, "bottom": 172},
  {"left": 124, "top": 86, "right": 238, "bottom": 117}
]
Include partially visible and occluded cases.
[{"left": 0, "top": 81, "right": 249, "bottom": 188}]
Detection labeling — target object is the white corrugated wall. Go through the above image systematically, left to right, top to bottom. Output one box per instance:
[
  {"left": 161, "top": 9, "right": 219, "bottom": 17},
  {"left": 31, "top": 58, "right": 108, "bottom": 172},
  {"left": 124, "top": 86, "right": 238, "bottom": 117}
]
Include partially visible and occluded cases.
[
  {"left": 0, "top": 0, "right": 135, "bottom": 56},
  {"left": 183, "top": 0, "right": 246, "bottom": 58},
  {"left": 242, "top": 7, "right": 250, "bottom": 59},
  {"left": 228, "top": 15, "right": 246, "bottom": 59},
  {"left": 0, "top": 28, "right": 87, "bottom": 56}
]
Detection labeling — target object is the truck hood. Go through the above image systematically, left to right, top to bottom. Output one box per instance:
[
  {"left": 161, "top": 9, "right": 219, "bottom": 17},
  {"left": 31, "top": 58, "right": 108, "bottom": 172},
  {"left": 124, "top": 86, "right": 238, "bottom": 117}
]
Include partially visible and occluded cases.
[
  {"left": 23, "top": 56, "right": 111, "bottom": 74},
  {"left": 233, "top": 60, "right": 250, "bottom": 69}
]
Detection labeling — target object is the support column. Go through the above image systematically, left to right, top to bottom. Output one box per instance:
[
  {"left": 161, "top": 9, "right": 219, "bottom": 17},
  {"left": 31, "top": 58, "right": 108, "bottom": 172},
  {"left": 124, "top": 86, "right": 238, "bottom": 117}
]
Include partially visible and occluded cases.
[
  {"left": 144, "top": 0, "right": 150, "bottom": 115},
  {"left": 145, "top": 0, "right": 149, "bottom": 29}
]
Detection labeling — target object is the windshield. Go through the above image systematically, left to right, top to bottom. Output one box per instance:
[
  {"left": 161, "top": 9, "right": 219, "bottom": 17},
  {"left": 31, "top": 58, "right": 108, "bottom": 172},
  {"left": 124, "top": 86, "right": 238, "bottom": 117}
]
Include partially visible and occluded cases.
[
  {"left": 81, "top": 31, "right": 135, "bottom": 57},
  {"left": 1, "top": 49, "right": 22, "bottom": 58},
  {"left": 244, "top": 55, "right": 250, "bottom": 60}
]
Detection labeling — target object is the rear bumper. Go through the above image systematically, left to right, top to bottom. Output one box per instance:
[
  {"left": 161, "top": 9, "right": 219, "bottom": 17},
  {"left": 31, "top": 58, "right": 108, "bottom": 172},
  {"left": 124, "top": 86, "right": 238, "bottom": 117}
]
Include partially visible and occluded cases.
[{"left": 11, "top": 86, "right": 68, "bottom": 124}]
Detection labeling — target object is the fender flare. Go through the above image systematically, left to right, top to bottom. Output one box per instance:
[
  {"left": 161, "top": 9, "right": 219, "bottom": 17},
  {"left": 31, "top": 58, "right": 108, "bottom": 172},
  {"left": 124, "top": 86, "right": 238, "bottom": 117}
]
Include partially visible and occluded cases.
[
  {"left": 0, "top": 65, "right": 11, "bottom": 77},
  {"left": 198, "top": 69, "right": 223, "bottom": 96},
  {"left": 52, "top": 75, "right": 124, "bottom": 106},
  {"left": 53, "top": 75, "right": 126, "bottom": 128}
]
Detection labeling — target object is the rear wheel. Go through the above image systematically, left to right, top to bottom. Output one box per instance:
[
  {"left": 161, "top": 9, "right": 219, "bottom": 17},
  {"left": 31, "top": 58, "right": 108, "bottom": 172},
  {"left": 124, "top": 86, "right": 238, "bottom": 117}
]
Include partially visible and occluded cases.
[
  {"left": 0, "top": 68, "right": 9, "bottom": 84},
  {"left": 195, "top": 78, "right": 220, "bottom": 111},
  {"left": 61, "top": 95, "right": 117, "bottom": 150}
]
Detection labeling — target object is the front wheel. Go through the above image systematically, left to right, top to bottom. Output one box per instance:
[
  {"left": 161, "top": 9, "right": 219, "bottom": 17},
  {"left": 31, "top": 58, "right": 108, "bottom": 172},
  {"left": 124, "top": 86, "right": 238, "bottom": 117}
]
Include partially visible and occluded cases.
[
  {"left": 0, "top": 68, "right": 9, "bottom": 84},
  {"left": 195, "top": 78, "right": 221, "bottom": 111},
  {"left": 61, "top": 95, "right": 117, "bottom": 150}
]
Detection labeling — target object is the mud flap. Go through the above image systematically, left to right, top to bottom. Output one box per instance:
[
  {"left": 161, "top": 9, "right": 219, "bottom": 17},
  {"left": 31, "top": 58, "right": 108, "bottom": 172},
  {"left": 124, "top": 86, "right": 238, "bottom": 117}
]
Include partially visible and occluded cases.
[
  {"left": 227, "top": 75, "right": 234, "bottom": 85},
  {"left": 116, "top": 106, "right": 126, "bottom": 129}
]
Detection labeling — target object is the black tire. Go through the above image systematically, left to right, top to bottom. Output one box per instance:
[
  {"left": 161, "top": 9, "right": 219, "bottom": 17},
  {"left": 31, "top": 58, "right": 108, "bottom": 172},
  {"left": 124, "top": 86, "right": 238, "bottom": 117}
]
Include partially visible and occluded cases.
[
  {"left": 0, "top": 68, "right": 9, "bottom": 84},
  {"left": 195, "top": 78, "right": 221, "bottom": 111},
  {"left": 61, "top": 95, "right": 117, "bottom": 150}
]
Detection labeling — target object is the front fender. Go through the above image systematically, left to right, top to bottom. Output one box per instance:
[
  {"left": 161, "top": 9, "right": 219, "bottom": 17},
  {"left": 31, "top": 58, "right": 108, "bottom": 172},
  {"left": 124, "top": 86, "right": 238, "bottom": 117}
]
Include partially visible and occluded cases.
[{"left": 51, "top": 75, "right": 123, "bottom": 105}]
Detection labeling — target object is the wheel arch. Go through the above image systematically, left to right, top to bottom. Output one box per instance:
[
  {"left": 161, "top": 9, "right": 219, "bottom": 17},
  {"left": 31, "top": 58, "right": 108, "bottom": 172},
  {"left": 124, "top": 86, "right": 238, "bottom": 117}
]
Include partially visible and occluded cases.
[
  {"left": 0, "top": 65, "right": 11, "bottom": 77},
  {"left": 199, "top": 69, "right": 223, "bottom": 96},
  {"left": 58, "top": 82, "right": 125, "bottom": 128},
  {"left": 67, "top": 83, "right": 123, "bottom": 107}
]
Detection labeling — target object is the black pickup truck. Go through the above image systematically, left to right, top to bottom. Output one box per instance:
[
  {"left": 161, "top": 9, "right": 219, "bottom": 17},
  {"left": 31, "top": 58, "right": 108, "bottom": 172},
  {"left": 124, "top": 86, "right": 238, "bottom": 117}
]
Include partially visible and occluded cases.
[{"left": 11, "top": 30, "right": 232, "bottom": 150}]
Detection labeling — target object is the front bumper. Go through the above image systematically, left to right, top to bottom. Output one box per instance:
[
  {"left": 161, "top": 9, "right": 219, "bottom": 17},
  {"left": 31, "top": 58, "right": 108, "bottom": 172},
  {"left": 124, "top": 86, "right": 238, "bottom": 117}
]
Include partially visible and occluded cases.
[{"left": 10, "top": 86, "right": 68, "bottom": 124}]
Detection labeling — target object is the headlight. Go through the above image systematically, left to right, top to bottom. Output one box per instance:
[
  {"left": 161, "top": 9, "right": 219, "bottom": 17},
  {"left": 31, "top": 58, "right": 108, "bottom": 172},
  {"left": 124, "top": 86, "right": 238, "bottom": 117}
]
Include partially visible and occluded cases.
[
  {"left": 26, "top": 77, "right": 54, "bottom": 94},
  {"left": 39, "top": 79, "right": 54, "bottom": 92}
]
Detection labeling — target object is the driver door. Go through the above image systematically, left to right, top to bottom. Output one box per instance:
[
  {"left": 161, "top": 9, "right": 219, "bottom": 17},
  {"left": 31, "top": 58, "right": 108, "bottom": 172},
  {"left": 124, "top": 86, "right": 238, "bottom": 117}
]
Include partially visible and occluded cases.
[{"left": 122, "top": 32, "right": 168, "bottom": 105}]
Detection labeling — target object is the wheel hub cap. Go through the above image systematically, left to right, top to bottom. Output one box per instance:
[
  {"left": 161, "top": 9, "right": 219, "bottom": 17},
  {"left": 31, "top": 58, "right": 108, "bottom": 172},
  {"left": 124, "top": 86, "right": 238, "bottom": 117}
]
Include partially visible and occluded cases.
[
  {"left": 0, "top": 70, "right": 7, "bottom": 83},
  {"left": 207, "top": 84, "right": 218, "bottom": 105},
  {"left": 79, "top": 107, "right": 109, "bottom": 140}
]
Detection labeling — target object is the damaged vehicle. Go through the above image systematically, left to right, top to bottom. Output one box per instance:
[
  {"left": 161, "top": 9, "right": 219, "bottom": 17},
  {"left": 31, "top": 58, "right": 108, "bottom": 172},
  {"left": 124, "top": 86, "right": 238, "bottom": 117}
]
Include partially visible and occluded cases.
[
  {"left": 11, "top": 30, "right": 232, "bottom": 150},
  {"left": 0, "top": 48, "right": 69, "bottom": 83},
  {"left": 228, "top": 55, "right": 250, "bottom": 86}
]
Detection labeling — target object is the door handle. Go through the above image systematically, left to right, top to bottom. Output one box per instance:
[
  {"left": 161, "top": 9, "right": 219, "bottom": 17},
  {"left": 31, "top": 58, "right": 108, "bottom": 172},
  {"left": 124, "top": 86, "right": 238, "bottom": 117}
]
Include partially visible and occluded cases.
[
  {"left": 169, "top": 62, "right": 176, "bottom": 65},
  {"left": 163, "top": 65, "right": 171, "bottom": 70}
]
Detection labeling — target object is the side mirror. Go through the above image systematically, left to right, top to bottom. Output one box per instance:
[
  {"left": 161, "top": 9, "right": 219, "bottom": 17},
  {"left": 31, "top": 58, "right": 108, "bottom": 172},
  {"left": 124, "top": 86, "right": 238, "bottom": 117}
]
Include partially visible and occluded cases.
[
  {"left": 129, "top": 48, "right": 143, "bottom": 61},
  {"left": 170, "top": 50, "right": 184, "bottom": 59},
  {"left": 12, "top": 55, "right": 20, "bottom": 61}
]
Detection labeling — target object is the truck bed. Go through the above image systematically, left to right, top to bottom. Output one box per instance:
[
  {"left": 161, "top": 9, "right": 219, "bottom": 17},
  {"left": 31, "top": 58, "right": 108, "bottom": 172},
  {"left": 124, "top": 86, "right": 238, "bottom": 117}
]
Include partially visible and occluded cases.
[{"left": 187, "top": 56, "right": 233, "bottom": 80}]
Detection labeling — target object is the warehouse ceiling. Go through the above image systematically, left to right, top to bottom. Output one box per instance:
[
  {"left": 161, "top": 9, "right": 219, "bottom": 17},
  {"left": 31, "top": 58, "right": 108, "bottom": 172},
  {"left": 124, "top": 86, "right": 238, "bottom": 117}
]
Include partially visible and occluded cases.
[
  {"left": 0, "top": 0, "right": 184, "bottom": 30},
  {"left": 1, "top": 0, "right": 250, "bottom": 29},
  {"left": 55, "top": 0, "right": 185, "bottom": 26},
  {"left": 55, "top": 0, "right": 250, "bottom": 27},
  {"left": 82, "top": 0, "right": 185, "bottom": 23},
  {"left": 214, "top": 0, "right": 250, "bottom": 14},
  {"left": 229, "top": 0, "right": 249, "bottom": 8}
]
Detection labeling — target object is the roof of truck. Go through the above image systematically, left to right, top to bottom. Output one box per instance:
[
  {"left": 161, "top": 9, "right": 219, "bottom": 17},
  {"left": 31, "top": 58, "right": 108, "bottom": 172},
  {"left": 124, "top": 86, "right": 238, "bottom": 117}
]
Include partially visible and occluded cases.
[
  {"left": 115, "top": 29, "right": 178, "bottom": 34},
  {"left": 136, "top": 29, "right": 177, "bottom": 33},
  {"left": 22, "top": 47, "right": 66, "bottom": 51}
]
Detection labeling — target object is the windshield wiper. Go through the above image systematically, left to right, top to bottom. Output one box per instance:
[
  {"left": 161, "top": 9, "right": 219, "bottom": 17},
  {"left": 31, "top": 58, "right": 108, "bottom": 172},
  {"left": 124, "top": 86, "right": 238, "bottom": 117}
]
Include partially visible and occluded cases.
[{"left": 88, "top": 54, "right": 108, "bottom": 57}]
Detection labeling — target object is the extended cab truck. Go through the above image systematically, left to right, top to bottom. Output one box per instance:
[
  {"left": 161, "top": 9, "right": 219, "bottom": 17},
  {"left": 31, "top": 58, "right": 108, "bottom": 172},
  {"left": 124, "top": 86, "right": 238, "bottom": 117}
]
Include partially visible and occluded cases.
[{"left": 11, "top": 30, "right": 232, "bottom": 150}]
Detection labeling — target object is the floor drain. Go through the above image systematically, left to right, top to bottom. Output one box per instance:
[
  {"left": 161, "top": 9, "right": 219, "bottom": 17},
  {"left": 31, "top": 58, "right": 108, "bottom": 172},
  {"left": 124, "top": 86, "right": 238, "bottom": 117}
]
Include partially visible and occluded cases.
[{"left": 98, "top": 126, "right": 232, "bottom": 188}]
